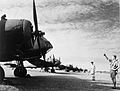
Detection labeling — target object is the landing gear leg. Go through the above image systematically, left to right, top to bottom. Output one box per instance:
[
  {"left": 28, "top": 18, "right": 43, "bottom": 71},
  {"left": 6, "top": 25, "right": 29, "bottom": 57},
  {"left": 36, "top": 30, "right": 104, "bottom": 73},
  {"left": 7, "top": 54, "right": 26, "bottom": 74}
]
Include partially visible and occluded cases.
[{"left": 0, "top": 66, "right": 5, "bottom": 84}]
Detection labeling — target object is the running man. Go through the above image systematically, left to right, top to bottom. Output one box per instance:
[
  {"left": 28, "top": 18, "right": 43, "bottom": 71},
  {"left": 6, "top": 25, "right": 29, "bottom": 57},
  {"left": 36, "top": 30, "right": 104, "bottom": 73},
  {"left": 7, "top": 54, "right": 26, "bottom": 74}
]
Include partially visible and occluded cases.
[
  {"left": 104, "top": 54, "right": 120, "bottom": 89},
  {"left": 90, "top": 61, "right": 96, "bottom": 81}
]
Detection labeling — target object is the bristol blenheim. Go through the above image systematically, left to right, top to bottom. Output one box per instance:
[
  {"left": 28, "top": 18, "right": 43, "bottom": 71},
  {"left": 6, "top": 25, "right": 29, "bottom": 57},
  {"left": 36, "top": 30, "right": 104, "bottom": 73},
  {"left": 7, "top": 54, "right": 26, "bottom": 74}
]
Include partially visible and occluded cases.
[{"left": 0, "top": 0, "right": 60, "bottom": 83}]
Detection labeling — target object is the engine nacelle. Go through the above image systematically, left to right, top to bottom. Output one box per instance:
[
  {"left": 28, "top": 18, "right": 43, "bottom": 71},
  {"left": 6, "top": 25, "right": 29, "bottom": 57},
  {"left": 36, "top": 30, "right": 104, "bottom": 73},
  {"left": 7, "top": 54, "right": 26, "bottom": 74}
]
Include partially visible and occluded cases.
[
  {"left": 0, "top": 18, "right": 53, "bottom": 61},
  {"left": 0, "top": 19, "right": 33, "bottom": 61}
]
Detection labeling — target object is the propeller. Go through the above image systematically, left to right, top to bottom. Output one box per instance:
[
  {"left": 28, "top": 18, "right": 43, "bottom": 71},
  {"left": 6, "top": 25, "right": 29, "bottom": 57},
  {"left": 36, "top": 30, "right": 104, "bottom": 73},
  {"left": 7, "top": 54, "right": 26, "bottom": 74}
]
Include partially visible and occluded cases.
[
  {"left": 33, "top": 0, "right": 46, "bottom": 60},
  {"left": 33, "top": 0, "right": 41, "bottom": 52},
  {"left": 33, "top": 0, "right": 38, "bottom": 33},
  {"left": 33, "top": 0, "right": 45, "bottom": 36}
]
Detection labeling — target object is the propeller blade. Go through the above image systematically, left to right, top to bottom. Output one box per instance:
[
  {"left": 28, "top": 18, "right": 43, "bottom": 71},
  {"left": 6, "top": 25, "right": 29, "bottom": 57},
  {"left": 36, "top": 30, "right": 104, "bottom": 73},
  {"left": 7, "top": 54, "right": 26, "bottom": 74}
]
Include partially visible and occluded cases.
[
  {"left": 33, "top": 0, "right": 38, "bottom": 32},
  {"left": 33, "top": 0, "right": 41, "bottom": 54},
  {"left": 37, "top": 36, "right": 41, "bottom": 50}
]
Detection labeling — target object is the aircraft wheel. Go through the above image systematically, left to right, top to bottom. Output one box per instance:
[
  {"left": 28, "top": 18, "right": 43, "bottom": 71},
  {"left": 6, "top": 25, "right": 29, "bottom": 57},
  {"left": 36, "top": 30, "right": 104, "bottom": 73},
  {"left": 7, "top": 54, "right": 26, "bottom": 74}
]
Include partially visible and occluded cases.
[
  {"left": 0, "top": 66, "right": 5, "bottom": 84},
  {"left": 14, "top": 67, "right": 27, "bottom": 77}
]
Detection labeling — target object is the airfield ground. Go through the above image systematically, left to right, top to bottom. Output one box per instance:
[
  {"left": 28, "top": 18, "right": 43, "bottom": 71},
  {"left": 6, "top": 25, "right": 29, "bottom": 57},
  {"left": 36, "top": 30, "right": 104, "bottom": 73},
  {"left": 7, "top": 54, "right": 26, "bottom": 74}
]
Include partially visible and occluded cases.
[{"left": 0, "top": 66, "right": 120, "bottom": 91}]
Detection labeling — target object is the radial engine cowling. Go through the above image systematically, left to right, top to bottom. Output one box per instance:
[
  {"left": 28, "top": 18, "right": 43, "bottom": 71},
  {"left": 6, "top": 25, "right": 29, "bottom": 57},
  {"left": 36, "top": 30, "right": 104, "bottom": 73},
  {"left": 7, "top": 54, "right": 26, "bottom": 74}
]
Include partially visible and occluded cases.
[
  {"left": 0, "top": 18, "right": 53, "bottom": 61},
  {"left": 0, "top": 19, "right": 33, "bottom": 61}
]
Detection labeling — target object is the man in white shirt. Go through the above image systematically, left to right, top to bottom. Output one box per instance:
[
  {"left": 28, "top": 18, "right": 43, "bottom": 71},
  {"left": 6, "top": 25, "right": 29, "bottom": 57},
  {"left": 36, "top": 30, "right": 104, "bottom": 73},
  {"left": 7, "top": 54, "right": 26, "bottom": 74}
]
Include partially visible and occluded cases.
[
  {"left": 104, "top": 54, "right": 120, "bottom": 89},
  {"left": 90, "top": 61, "right": 96, "bottom": 81}
]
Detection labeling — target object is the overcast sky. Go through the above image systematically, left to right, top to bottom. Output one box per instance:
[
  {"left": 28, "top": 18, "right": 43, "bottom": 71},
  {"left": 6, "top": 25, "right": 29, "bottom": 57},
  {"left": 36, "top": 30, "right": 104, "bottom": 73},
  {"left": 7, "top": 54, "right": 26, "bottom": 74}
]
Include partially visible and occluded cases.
[{"left": 0, "top": 0, "right": 119, "bottom": 71}]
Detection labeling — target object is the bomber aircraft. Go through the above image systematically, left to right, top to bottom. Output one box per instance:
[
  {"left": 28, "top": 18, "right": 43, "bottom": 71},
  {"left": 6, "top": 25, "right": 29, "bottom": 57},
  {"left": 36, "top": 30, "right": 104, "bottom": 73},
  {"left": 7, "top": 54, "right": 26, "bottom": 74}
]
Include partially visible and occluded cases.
[{"left": 0, "top": 0, "right": 59, "bottom": 83}]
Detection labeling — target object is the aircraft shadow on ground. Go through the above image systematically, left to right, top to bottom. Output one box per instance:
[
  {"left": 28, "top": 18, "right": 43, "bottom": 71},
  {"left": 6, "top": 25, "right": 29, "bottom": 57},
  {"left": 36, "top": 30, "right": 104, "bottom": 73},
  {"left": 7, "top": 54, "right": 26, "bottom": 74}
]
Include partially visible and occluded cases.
[{"left": 3, "top": 76, "right": 119, "bottom": 91}]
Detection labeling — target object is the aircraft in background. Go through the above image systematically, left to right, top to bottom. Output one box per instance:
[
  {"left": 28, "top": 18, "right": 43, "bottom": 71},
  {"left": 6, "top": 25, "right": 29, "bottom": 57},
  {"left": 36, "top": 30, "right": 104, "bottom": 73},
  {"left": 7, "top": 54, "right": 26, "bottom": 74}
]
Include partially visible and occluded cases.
[{"left": 0, "top": 0, "right": 59, "bottom": 83}]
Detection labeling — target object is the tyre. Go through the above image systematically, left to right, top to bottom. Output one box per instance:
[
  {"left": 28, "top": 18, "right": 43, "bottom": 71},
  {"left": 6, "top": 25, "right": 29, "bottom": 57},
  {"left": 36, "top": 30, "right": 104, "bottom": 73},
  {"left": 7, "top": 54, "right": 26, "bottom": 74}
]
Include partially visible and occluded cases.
[
  {"left": 0, "top": 66, "right": 5, "bottom": 84},
  {"left": 14, "top": 67, "right": 27, "bottom": 77}
]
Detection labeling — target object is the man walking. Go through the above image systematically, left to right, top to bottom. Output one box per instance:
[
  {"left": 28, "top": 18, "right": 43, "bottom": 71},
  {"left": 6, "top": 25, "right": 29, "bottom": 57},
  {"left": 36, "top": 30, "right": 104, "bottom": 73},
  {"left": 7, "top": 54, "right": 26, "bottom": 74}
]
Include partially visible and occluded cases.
[{"left": 104, "top": 54, "right": 120, "bottom": 89}]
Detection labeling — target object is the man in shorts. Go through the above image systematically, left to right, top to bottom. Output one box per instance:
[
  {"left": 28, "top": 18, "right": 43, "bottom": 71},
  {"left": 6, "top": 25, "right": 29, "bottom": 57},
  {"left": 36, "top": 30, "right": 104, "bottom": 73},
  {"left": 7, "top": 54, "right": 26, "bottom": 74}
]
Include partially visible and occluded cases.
[{"left": 104, "top": 54, "right": 120, "bottom": 89}]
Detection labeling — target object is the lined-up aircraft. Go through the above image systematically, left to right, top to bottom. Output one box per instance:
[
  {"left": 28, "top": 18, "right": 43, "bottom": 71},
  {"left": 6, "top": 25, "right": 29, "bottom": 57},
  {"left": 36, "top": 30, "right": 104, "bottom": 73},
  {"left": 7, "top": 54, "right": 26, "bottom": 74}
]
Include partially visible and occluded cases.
[{"left": 0, "top": 0, "right": 58, "bottom": 83}]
